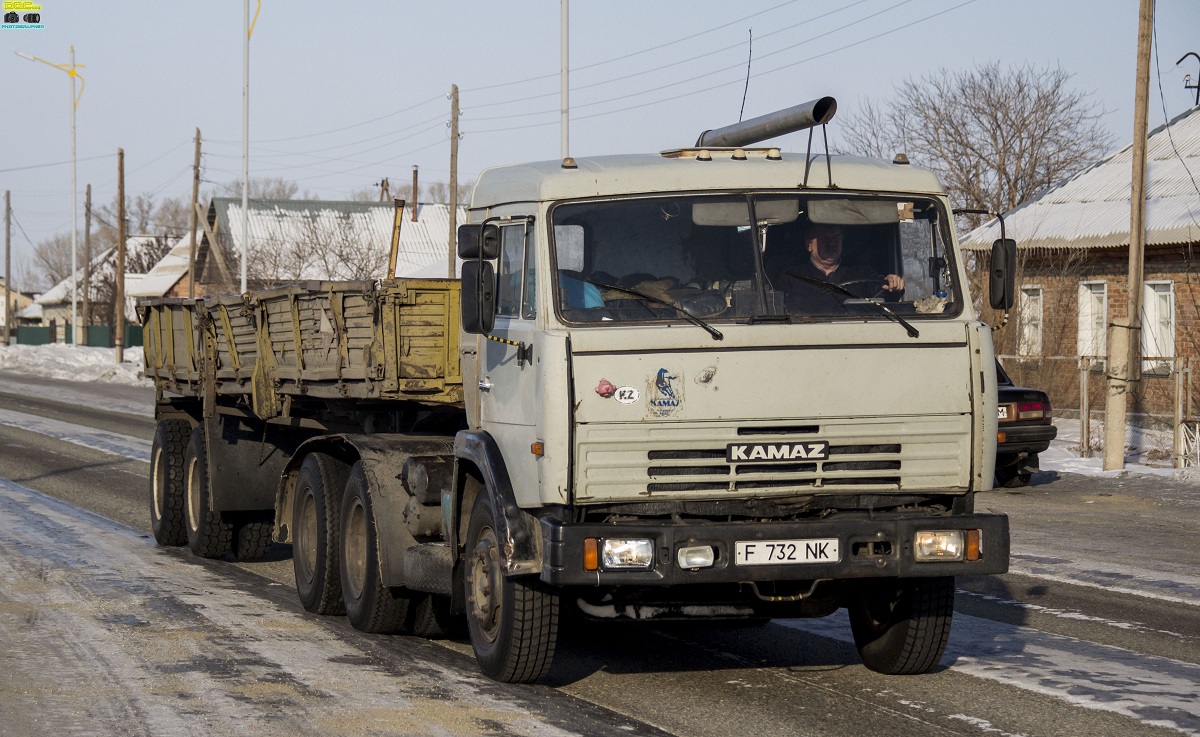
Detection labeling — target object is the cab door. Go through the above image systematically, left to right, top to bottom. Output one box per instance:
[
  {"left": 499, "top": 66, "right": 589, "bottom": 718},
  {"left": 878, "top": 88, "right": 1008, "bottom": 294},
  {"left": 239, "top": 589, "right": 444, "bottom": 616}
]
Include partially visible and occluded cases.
[{"left": 479, "top": 220, "right": 540, "bottom": 489}]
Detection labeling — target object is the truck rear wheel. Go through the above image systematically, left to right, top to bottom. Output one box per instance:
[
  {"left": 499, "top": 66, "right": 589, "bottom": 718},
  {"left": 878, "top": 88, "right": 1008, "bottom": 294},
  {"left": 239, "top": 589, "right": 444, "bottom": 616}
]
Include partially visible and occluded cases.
[
  {"left": 150, "top": 419, "right": 190, "bottom": 546},
  {"left": 184, "top": 426, "right": 233, "bottom": 559},
  {"left": 293, "top": 453, "right": 349, "bottom": 615},
  {"left": 339, "top": 462, "right": 409, "bottom": 633},
  {"left": 464, "top": 493, "right": 559, "bottom": 683},
  {"left": 235, "top": 517, "right": 274, "bottom": 561},
  {"left": 848, "top": 576, "right": 954, "bottom": 675}
]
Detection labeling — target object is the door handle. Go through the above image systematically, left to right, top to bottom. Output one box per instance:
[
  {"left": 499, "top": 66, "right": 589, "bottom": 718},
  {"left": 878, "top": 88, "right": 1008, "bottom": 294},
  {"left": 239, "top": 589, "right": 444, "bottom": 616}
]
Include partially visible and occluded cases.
[{"left": 478, "top": 378, "right": 494, "bottom": 392}]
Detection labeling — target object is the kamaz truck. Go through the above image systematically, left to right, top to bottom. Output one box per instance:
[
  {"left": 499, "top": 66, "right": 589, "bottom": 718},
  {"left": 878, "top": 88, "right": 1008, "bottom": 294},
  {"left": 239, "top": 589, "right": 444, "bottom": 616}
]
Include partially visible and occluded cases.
[{"left": 142, "top": 98, "right": 1014, "bottom": 683}]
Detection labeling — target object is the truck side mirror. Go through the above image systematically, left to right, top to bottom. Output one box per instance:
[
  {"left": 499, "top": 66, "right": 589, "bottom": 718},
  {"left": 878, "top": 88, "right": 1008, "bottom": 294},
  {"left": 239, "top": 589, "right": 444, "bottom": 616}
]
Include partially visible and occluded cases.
[
  {"left": 456, "top": 223, "right": 501, "bottom": 259},
  {"left": 989, "top": 238, "right": 1016, "bottom": 311},
  {"left": 461, "top": 260, "right": 495, "bottom": 334}
]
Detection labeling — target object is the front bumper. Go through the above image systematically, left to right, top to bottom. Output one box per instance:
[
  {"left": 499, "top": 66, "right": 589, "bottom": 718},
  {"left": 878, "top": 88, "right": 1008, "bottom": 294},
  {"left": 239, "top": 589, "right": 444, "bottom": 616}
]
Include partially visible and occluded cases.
[{"left": 540, "top": 512, "right": 1008, "bottom": 586}]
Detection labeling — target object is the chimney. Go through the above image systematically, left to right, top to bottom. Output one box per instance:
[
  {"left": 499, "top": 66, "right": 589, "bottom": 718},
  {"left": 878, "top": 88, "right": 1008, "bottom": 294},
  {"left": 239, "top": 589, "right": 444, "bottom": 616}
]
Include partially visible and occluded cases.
[{"left": 411, "top": 165, "right": 419, "bottom": 222}]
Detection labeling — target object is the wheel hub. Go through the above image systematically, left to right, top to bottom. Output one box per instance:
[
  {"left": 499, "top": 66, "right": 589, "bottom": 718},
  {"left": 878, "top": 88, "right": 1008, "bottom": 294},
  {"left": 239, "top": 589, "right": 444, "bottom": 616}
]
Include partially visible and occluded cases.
[{"left": 467, "top": 526, "right": 502, "bottom": 642}]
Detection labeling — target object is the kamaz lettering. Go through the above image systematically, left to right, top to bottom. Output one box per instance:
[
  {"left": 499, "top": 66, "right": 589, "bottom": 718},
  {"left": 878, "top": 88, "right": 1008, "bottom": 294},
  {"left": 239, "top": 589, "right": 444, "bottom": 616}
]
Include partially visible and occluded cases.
[{"left": 725, "top": 441, "right": 830, "bottom": 463}]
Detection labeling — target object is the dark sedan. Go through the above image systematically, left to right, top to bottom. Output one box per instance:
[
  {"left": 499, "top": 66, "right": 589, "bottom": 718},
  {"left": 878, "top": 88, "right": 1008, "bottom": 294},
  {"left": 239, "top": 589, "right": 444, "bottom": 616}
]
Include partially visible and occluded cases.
[{"left": 995, "top": 362, "right": 1058, "bottom": 487}]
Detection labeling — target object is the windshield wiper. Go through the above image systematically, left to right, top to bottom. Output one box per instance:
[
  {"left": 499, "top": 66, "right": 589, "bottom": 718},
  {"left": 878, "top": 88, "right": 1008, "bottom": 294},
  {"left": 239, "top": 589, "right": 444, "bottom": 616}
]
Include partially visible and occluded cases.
[
  {"left": 784, "top": 273, "right": 920, "bottom": 339},
  {"left": 588, "top": 281, "right": 724, "bottom": 341}
]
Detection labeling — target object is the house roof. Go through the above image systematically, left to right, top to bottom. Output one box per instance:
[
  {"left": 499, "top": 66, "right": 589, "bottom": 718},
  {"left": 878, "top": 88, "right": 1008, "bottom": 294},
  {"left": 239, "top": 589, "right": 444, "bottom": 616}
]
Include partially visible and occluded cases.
[
  {"left": 962, "top": 105, "right": 1200, "bottom": 251},
  {"left": 206, "top": 198, "right": 465, "bottom": 280},
  {"left": 128, "top": 231, "right": 201, "bottom": 298}
]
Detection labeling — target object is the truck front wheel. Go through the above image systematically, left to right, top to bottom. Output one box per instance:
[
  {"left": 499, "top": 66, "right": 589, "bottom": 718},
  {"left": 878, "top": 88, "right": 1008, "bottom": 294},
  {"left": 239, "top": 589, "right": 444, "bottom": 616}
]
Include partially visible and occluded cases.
[
  {"left": 150, "top": 419, "right": 190, "bottom": 546},
  {"left": 183, "top": 426, "right": 233, "bottom": 559},
  {"left": 293, "top": 453, "right": 349, "bottom": 615},
  {"left": 339, "top": 462, "right": 409, "bottom": 633},
  {"left": 464, "top": 493, "right": 559, "bottom": 683},
  {"left": 848, "top": 576, "right": 954, "bottom": 675}
]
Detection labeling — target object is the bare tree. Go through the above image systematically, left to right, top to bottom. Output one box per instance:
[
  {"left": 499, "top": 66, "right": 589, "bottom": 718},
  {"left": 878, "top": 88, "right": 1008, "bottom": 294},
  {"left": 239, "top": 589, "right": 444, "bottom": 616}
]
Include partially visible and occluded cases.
[
  {"left": 836, "top": 62, "right": 1115, "bottom": 214},
  {"left": 220, "top": 176, "right": 315, "bottom": 201},
  {"left": 33, "top": 232, "right": 74, "bottom": 289}
]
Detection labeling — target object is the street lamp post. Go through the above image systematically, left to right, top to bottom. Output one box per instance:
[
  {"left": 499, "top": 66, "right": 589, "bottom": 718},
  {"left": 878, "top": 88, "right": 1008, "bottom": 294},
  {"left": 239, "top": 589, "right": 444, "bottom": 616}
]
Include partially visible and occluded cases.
[{"left": 16, "top": 47, "right": 84, "bottom": 345}]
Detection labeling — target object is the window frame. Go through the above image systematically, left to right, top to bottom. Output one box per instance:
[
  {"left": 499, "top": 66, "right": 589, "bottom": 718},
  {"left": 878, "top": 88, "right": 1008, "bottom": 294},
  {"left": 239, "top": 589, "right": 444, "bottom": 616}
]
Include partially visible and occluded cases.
[
  {"left": 1077, "top": 280, "right": 1107, "bottom": 361},
  {"left": 1017, "top": 284, "right": 1043, "bottom": 356}
]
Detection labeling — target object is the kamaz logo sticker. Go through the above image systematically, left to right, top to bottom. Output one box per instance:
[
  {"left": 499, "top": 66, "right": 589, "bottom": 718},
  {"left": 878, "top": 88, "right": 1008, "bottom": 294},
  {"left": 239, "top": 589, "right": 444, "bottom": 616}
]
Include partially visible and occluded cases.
[
  {"left": 648, "top": 368, "right": 683, "bottom": 417},
  {"left": 726, "top": 441, "right": 830, "bottom": 463}
]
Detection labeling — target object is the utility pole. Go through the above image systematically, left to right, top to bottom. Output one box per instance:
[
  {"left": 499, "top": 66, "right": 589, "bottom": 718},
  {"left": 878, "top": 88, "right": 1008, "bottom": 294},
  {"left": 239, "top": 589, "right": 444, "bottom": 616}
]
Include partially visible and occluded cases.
[
  {"left": 1103, "top": 0, "right": 1155, "bottom": 470},
  {"left": 448, "top": 84, "right": 459, "bottom": 279},
  {"left": 189, "top": 128, "right": 201, "bottom": 299},
  {"left": 115, "top": 148, "right": 126, "bottom": 364},
  {"left": 411, "top": 165, "right": 419, "bottom": 222},
  {"left": 82, "top": 183, "right": 92, "bottom": 328},
  {"left": 3, "top": 190, "right": 10, "bottom": 347}
]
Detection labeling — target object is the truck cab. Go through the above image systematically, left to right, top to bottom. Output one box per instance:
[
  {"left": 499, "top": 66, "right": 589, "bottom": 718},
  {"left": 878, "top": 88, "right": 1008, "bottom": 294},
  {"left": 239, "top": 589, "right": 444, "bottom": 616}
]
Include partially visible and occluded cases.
[{"left": 453, "top": 145, "right": 1010, "bottom": 680}]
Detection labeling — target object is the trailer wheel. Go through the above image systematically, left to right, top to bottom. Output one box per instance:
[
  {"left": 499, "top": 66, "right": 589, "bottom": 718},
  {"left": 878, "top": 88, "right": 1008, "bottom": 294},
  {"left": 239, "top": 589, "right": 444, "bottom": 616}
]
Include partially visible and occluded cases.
[
  {"left": 150, "top": 419, "right": 191, "bottom": 546},
  {"left": 184, "top": 426, "right": 233, "bottom": 559},
  {"left": 293, "top": 453, "right": 349, "bottom": 615},
  {"left": 339, "top": 462, "right": 408, "bottom": 633},
  {"left": 464, "top": 493, "right": 559, "bottom": 683},
  {"left": 235, "top": 517, "right": 274, "bottom": 561},
  {"left": 848, "top": 576, "right": 954, "bottom": 675},
  {"left": 408, "top": 594, "right": 453, "bottom": 638}
]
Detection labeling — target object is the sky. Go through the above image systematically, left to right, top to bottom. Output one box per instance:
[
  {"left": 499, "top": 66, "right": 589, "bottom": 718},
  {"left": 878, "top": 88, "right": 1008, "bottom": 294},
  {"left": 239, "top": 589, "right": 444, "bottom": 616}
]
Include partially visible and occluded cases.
[{"left": 2, "top": 0, "right": 1198, "bottom": 289}]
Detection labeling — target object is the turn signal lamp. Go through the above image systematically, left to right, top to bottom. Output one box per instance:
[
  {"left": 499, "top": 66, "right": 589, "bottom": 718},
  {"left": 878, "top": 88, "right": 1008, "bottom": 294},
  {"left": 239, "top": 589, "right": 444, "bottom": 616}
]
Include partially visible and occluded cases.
[
  {"left": 966, "top": 529, "right": 982, "bottom": 561},
  {"left": 914, "top": 530, "right": 964, "bottom": 561},
  {"left": 583, "top": 538, "right": 599, "bottom": 571}
]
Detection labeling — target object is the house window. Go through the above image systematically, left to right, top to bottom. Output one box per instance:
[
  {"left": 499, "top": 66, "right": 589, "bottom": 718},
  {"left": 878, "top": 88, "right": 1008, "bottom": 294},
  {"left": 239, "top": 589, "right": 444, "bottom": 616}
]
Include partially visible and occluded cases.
[
  {"left": 1077, "top": 281, "right": 1107, "bottom": 360},
  {"left": 1142, "top": 281, "right": 1174, "bottom": 372},
  {"left": 1018, "top": 286, "right": 1042, "bottom": 356}
]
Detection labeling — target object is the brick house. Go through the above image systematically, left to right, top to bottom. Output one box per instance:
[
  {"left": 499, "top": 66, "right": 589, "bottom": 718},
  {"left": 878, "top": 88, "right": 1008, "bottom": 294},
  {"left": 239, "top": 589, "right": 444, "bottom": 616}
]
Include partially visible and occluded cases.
[{"left": 962, "top": 105, "right": 1200, "bottom": 420}]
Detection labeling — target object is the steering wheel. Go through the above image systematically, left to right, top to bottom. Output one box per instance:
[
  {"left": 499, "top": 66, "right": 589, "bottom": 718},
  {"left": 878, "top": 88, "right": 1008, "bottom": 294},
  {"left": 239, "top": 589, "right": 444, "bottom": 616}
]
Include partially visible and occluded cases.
[{"left": 837, "top": 278, "right": 888, "bottom": 299}]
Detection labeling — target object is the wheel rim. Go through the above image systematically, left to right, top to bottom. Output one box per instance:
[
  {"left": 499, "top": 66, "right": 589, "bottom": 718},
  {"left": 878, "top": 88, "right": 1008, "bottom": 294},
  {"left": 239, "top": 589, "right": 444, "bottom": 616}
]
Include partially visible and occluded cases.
[
  {"left": 151, "top": 446, "right": 165, "bottom": 521},
  {"left": 186, "top": 455, "right": 201, "bottom": 532},
  {"left": 295, "top": 488, "right": 317, "bottom": 583},
  {"left": 344, "top": 497, "right": 367, "bottom": 600},
  {"left": 467, "top": 524, "right": 503, "bottom": 643}
]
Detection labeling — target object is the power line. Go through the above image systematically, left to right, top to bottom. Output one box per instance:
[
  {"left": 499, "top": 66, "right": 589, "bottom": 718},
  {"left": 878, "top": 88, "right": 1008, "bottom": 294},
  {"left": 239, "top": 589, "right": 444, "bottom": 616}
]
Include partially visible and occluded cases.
[
  {"left": 462, "top": 0, "right": 810, "bottom": 94},
  {"left": 465, "top": 0, "right": 915, "bottom": 125},
  {"left": 466, "top": 0, "right": 975, "bottom": 134},
  {"left": 207, "top": 93, "right": 444, "bottom": 146},
  {"left": 0, "top": 153, "right": 116, "bottom": 175}
]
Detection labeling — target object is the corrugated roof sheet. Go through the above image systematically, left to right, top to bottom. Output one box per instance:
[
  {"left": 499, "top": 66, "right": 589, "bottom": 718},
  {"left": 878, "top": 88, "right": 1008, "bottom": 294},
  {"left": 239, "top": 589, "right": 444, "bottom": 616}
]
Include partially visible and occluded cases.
[
  {"left": 962, "top": 105, "right": 1200, "bottom": 250},
  {"left": 209, "top": 198, "right": 465, "bottom": 279},
  {"left": 128, "top": 231, "right": 201, "bottom": 298}
]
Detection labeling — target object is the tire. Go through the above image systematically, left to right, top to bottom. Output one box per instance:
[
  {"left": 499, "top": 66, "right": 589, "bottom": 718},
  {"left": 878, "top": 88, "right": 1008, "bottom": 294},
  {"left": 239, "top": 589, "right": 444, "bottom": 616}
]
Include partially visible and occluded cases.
[
  {"left": 150, "top": 419, "right": 191, "bottom": 546},
  {"left": 184, "top": 426, "right": 233, "bottom": 559},
  {"left": 293, "top": 453, "right": 349, "bottom": 615},
  {"left": 995, "top": 460, "right": 1032, "bottom": 488},
  {"left": 339, "top": 462, "right": 409, "bottom": 633},
  {"left": 464, "top": 493, "right": 559, "bottom": 683},
  {"left": 235, "top": 518, "right": 274, "bottom": 561},
  {"left": 848, "top": 576, "right": 954, "bottom": 675},
  {"left": 408, "top": 594, "right": 453, "bottom": 638}
]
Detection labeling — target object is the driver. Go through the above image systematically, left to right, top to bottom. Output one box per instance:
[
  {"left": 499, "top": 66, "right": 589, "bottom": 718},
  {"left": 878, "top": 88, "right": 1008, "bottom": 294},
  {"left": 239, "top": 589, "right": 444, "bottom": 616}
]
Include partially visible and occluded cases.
[{"left": 778, "top": 224, "right": 904, "bottom": 303}]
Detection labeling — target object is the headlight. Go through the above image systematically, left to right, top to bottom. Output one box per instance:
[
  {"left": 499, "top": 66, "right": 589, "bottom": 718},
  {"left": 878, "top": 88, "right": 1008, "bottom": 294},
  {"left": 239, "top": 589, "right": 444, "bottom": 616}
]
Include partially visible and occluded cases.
[
  {"left": 914, "top": 530, "right": 964, "bottom": 561},
  {"left": 601, "top": 538, "right": 655, "bottom": 569}
]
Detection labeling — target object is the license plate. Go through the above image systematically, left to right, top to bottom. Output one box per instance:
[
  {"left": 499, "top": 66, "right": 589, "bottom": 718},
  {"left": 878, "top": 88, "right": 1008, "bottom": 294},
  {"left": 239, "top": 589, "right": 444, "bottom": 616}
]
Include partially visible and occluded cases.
[
  {"left": 998, "top": 405, "right": 1009, "bottom": 420},
  {"left": 735, "top": 539, "right": 840, "bottom": 566}
]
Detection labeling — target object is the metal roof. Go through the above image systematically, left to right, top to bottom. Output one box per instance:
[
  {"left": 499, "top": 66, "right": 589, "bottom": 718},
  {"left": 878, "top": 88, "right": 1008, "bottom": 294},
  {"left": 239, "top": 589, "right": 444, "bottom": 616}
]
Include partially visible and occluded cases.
[
  {"left": 962, "top": 105, "right": 1200, "bottom": 251},
  {"left": 209, "top": 198, "right": 465, "bottom": 279},
  {"left": 128, "top": 231, "right": 201, "bottom": 298}
]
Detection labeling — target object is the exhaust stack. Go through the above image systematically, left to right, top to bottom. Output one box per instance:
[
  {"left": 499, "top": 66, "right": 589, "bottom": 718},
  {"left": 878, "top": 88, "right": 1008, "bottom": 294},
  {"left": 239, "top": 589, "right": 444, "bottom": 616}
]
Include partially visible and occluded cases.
[{"left": 695, "top": 97, "right": 837, "bottom": 148}]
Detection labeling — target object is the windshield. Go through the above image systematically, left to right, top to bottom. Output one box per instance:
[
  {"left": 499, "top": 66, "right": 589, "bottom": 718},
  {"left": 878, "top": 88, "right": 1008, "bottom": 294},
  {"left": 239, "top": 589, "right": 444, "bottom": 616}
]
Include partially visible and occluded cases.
[{"left": 551, "top": 194, "right": 959, "bottom": 324}]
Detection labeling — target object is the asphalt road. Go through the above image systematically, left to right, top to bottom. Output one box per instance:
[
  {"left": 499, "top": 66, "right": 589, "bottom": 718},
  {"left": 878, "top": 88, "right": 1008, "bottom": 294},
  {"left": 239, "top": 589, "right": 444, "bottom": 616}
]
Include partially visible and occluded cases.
[{"left": 1, "top": 370, "right": 1198, "bottom": 737}]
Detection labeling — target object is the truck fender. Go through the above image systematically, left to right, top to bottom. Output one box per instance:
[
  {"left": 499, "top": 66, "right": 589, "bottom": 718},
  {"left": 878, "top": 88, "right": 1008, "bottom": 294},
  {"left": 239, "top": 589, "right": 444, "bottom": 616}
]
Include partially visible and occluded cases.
[
  {"left": 452, "top": 430, "right": 543, "bottom": 576},
  {"left": 278, "top": 433, "right": 455, "bottom": 588}
]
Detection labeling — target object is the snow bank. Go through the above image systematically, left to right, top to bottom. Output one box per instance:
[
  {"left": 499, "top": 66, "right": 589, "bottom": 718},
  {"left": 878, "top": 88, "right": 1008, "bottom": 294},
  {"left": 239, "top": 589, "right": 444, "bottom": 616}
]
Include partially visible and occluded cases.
[{"left": 0, "top": 344, "right": 150, "bottom": 387}]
